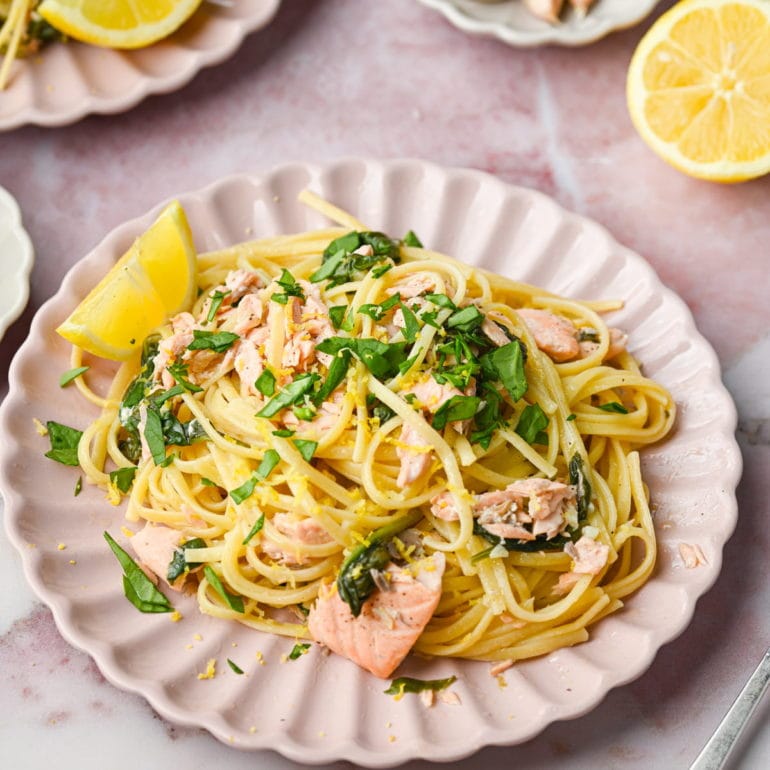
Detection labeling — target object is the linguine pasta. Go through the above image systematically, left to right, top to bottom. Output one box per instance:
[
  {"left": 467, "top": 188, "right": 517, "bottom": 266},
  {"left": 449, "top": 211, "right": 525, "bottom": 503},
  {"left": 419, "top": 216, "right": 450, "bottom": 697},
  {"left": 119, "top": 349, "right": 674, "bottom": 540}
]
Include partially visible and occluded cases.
[{"left": 68, "top": 192, "right": 675, "bottom": 673}]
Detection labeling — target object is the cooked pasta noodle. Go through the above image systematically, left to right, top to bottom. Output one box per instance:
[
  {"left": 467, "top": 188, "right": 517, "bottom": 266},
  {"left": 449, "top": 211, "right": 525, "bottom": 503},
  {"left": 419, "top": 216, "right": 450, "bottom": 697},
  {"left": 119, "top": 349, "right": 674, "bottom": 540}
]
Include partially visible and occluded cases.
[{"left": 70, "top": 192, "right": 675, "bottom": 672}]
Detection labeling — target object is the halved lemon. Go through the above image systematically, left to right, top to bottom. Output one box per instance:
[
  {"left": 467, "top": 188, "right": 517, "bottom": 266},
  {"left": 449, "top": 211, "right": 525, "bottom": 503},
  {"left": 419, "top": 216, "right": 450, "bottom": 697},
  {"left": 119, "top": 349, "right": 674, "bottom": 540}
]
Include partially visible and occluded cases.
[
  {"left": 38, "top": 0, "right": 203, "bottom": 49},
  {"left": 627, "top": 0, "right": 770, "bottom": 182},
  {"left": 57, "top": 201, "right": 197, "bottom": 361}
]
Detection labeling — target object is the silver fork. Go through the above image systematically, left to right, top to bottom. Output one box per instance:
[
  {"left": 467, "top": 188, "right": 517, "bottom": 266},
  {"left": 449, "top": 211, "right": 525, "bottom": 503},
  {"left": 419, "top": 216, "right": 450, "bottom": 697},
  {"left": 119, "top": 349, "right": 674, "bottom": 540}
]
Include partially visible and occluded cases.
[{"left": 690, "top": 647, "right": 770, "bottom": 770}]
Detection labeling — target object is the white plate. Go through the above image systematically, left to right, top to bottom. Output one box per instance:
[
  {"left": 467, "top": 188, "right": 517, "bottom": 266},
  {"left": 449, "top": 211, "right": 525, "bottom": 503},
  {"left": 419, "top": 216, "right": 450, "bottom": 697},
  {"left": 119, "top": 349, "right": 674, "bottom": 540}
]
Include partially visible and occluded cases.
[
  {"left": 0, "top": 0, "right": 281, "bottom": 130},
  {"left": 417, "top": 0, "right": 661, "bottom": 46},
  {"left": 0, "top": 159, "right": 740, "bottom": 765},
  {"left": 0, "top": 186, "right": 33, "bottom": 340}
]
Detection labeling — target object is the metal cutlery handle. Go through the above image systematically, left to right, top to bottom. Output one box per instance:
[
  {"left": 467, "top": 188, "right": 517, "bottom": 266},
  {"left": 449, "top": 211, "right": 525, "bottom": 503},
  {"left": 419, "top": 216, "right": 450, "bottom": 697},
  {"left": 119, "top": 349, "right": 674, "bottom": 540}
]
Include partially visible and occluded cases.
[{"left": 690, "top": 647, "right": 770, "bottom": 770}]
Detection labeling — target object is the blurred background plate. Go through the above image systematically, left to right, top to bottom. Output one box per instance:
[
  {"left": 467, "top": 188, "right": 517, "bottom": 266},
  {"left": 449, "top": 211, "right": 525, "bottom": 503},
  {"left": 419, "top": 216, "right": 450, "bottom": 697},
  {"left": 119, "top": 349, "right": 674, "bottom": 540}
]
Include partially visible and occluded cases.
[
  {"left": 0, "top": 0, "right": 281, "bottom": 130},
  {"left": 416, "top": 0, "right": 661, "bottom": 46},
  {"left": 0, "top": 186, "right": 33, "bottom": 341}
]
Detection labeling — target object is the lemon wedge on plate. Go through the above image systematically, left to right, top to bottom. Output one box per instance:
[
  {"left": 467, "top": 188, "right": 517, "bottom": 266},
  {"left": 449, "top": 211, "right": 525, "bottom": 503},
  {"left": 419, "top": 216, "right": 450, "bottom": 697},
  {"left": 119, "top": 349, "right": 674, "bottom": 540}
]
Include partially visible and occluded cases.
[
  {"left": 38, "top": 0, "right": 203, "bottom": 49},
  {"left": 627, "top": 0, "right": 770, "bottom": 182},
  {"left": 57, "top": 201, "right": 197, "bottom": 361}
]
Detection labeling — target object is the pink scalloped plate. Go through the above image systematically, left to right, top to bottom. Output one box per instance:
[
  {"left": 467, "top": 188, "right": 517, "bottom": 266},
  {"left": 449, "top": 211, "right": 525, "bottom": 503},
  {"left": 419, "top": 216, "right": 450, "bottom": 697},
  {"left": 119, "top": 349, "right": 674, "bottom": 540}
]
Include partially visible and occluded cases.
[
  {"left": 0, "top": 0, "right": 281, "bottom": 131},
  {"left": 0, "top": 159, "right": 740, "bottom": 765}
]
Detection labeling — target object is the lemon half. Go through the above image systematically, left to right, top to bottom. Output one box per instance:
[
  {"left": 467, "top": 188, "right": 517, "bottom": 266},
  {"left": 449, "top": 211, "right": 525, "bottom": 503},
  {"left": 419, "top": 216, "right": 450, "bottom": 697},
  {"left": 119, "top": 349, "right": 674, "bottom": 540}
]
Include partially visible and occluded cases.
[{"left": 627, "top": 0, "right": 770, "bottom": 182}]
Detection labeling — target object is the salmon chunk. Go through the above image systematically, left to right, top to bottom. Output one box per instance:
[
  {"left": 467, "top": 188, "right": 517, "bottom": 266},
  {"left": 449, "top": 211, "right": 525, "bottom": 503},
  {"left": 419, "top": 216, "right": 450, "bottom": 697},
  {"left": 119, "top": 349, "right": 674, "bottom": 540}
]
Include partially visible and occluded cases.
[
  {"left": 387, "top": 272, "right": 438, "bottom": 299},
  {"left": 517, "top": 308, "right": 579, "bottom": 362},
  {"left": 396, "top": 422, "right": 434, "bottom": 487},
  {"left": 430, "top": 478, "right": 577, "bottom": 541},
  {"left": 261, "top": 513, "right": 332, "bottom": 566},
  {"left": 131, "top": 523, "right": 186, "bottom": 590},
  {"left": 564, "top": 536, "right": 609, "bottom": 575},
  {"left": 307, "top": 553, "right": 446, "bottom": 679}
]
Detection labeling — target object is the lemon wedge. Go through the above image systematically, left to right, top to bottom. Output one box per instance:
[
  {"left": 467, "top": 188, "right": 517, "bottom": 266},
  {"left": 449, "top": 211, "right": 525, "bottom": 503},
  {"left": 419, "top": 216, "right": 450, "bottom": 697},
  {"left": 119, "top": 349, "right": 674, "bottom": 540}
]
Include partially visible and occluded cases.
[
  {"left": 38, "top": 0, "right": 203, "bottom": 49},
  {"left": 627, "top": 0, "right": 770, "bottom": 182},
  {"left": 57, "top": 200, "right": 197, "bottom": 361}
]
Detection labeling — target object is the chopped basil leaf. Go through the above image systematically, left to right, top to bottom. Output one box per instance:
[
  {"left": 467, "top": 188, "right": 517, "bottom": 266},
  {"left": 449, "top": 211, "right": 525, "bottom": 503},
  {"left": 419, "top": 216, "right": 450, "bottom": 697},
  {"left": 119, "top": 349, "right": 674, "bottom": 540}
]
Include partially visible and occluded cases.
[
  {"left": 402, "top": 230, "right": 423, "bottom": 248},
  {"left": 310, "top": 231, "right": 400, "bottom": 287},
  {"left": 309, "top": 247, "right": 347, "bottom": 284},
  {"left": 371, "top": 263, "right": 393, "bottom": 279},
  {"left": 271, "top": 268, "right": 305, "bottom": 305},
  {"left": 206, "top": 289, "right": 230, "bottom": 323},
  {"left": 424, "top": 293, "right": 456, "bottom": 310},
  {"left": 358, "top": 294, "right": 400, "bottom": 321},
  {"left": 399, "top": 302, "right": 421, "bottom": 343},
  {"left": 329, "top": 305, "right": 353, "bottom": 331},
  {"left": 446, "top": 305, "right": 484, "bottom": 332},
  {"left": 577, "top": 328, "right": 600, "bottom": 343},
  {"left": 187, "top": 329, "right": 240, "bottom": 354},
  {"left": 316, "top": 337, "right": 408, "bottom": 379},
  {"left": 481, "top": 341, "right": 527, "bottom": 402},
  {"left": 313, "top": 349, "right": 352, "bottom": 404},
  {"left": 398, "top": 354, "right": 420, "bottom": 376},
  {"left": 167, "top": 362, "right": 203, "bottom": 393},
  {"left": 59, "top": 366, "right": 89, "bottom": 388},
  {"left": 255, "top": 369, "right": 276, "bottom": 397},
  {"left": 257, "top": 374, "right": 319, "bottom": 418},
  {"left": 151, "top": 384, "right": 185, "bottom": 406},
  {"left": 469, "top": 384, "right": 505, "bottom": 450},
  {"left": 432, "top": 395, "right": 481, "bottom": 431},
  {"left": 597, "top": 401, "right": 629, "bottom": 414},
  {"left": 292, "top": 404, "right": 316, "bottom": 421},
  {"left": 515, "top": 404, "right": 549, "bottom": 445},
  {"left": 143, "top": 406, "right": 167, "bottom": 466},
  {"left": 566, "top": 413, "right": 577, "bottom": 422},
  {"left": 44, "top": 421, "right": 83, "bottom": 466},
  {"left": 272, "top": 429, "right": 295, "bottom": 438},
  {"left": 293, "top": 439, "right": 318, "bottom": 462},
  {"left": 229, "top": 450, "right": 281, "bottom": 504},
  {"left": 159, "top": 453, "right": 176, "bottom": 468},
  {"left": 569, "top": 454, "right": 592, "bottom": 522},
  {"left": 109, "top": 466, "right": 137, "bottom": 493},
  {"left": 74, "top": 476, "right": 82, "bottom": 496},
  {"left": 200, "top": 477, "right": 218, "bottom": 487},
  {"left": 242, "top": 514, "right": 265, "bottom": 545},
  {"left": 104, "top": 531, "right": 174, "bottom": 613},
  {"left": 166, "top": 537, "right": 206, "bottom": 582},
  {"left": 203, "top": 565, "right": 244, "bottom": 613},
  {"left": 288, "top": 642, "right": 311, "bottom": 660},
  {"left": 227, "top": 658, "right": 245, "bottom": 675},
  {"left": 384, "top": 675, "right": 457, "bottom": 696}
]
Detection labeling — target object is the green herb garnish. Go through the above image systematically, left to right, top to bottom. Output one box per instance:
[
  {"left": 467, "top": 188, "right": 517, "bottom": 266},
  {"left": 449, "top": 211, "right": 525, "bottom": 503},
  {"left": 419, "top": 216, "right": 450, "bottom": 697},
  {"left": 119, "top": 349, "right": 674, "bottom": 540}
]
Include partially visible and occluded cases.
[
  {"left": 401, "top": 230, "right": 423, "bottom": 248},
  {"left": 271, "top": 268, "right": 305, "bottom": 305},
  {"left": 206, "top": 289, "right": 230, "bottom": 323},
  {"left": 187, "top": 329, "right": 240, "bottom": 354},
  {"left": 59, "top": 366, "right": 89, "bottom": 387},
  {"left": 255, "top": 369, "right": 276, "bottom": 397},
  {"left": 256, "top": 373, "right": 319, "bottom": 418},
  {"left": 432, "top": 395, "right": 481, "bottom": 431},
  {"left": 597, "top": 401, "right": 629, "bottom": 414},
  {"left": 515, "top": 403, "right": 549, "bottom": 445},
  {"left": 44, "top": 421, "right": 83, "bottom": 466},
  {"left": 293, "top": 439, "right": 318, "bottom": 462},
  {"left": 229, "top": 450, "right": 281, "bottom": 504},
  {"left": 109, "top": 466, "right": 137, "bottom": 493},
  {"left": 74, "top": 477, "right": 82, "bottom": 496},
  {"left": 242, "top": 514, "right": 265, "bottom": 545},
  {"left": 104, "top": 531, "right": 174, "bottom": 613},
  {"left": 166, "top": 537, "right": 207, "bottom": 582},
  {"left": 203, "top": 565, "right": 244, "bottom": 613},
  {"left": 288, "top": 643, "right": 311, "bottom": 660},
  {"left": 227, "top": 658, "right": 245, "bottom": 675},
  {"left": 384, "top": 675, "right": 457, "bottom": 696}
]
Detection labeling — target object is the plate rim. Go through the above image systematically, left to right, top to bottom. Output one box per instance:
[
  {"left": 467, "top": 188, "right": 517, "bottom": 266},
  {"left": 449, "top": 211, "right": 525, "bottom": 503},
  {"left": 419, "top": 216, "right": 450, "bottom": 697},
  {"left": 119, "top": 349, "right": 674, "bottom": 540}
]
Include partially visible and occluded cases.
[
  {"left": 0, "top": 0, "right": 282, "bottom": 131},
  {"left": 415, "top": 0, "right": 662, "bottom": 47},
  {"left": 0, "top": 158, "right": 741, "bottom": 765},
  {"left": 0, "top": 185, "right": 34, "bottom": 339}
]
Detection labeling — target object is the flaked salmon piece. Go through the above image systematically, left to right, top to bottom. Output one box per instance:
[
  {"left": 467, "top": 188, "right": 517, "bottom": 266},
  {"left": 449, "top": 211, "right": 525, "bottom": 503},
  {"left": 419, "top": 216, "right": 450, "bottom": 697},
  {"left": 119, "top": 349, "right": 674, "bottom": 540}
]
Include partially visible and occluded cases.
[
  {"left": 525, "top": 0, "right": 563, "bottom": 22},
  {"left": 225, "top": 268, "right": 263, "bottom": 301},
  {"left": 387, "top": 272, "right": 438, "bottom": 299},
  {"left": 231, "top": 294, "right": 265, "bottom": 336},
  {"left": 517, "top": 308, "right": 579, "bottom": 363},
  {"left": 153, "top": 312, "right": 197, "bottom": 384},
  {"left": 481, "top": 317, "right": 512, "bottom": 348},
  {"left": 578, "top": 327, "right": 628, "bottom": 361},
  {"left": 283, "top": 331, "right": 316, "bottom": 371},
  {"left": 234, "top": 338, "right": 267, "bottom": 397},
  {"left": 404, "top": 374, "right": 473, "bottom": 413},
  {"left": 282, "top": 393, "right": 344, "bottom": 438},
  {"left": 396, "top": 422, "right": 434, "bottom": 487},
  {"left": 431, "top": 478, "right": 577, "bottom": 541},
  {"left": 261, "top": 512, "right": 332, "bottom": 566},
  {"left": 131, "top": 522, "right": 186, "bottom": 590},
  {"left": 564, "top": 536, "right": 609, "bottom": 575},
  {"left": 679, "top": 542, "right": 707, "bottom": 569},
  {"left": 307, "top": 552, "right": 446, "bottom": 679},
  {"left": 552, "top": 571, "right": 582, "bottom": 597},
  {"left": 489, "top": 659, "right": 515, "bottom": 677}
]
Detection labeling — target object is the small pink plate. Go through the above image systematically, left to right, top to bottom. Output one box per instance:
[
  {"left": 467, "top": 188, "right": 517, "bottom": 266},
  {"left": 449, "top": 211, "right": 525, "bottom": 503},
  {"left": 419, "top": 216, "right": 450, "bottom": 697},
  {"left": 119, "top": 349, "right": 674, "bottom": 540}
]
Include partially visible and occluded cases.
[
  {"left": 0, "top": 0, "right": 281, "bottom": 131},
  {"left": 0, "top": 159, "right": 740, "bottom": 765}
]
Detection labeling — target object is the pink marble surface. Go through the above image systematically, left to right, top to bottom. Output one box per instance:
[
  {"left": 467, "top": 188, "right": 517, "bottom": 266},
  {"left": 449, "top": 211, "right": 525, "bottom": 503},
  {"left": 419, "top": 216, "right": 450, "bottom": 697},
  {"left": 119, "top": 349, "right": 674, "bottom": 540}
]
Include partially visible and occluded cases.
[{"left": 0, "top": 1, "right": 768, "bottom": 768}]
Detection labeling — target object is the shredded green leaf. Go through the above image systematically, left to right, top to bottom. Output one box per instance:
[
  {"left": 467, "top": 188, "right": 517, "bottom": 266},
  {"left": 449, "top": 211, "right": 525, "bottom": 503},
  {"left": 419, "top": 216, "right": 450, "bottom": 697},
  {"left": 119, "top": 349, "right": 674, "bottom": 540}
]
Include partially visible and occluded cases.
[
  {"left": 59, "top": 366, "right": 89, "bottom": 388},
  {"left": 44, "top": 421, "right": 83, "bottom": 466},
  {"left": 203, "top": 565, "right": 244, "bottom": 613},
  {"left": 384, "top": 675, "right": 457, "bottom": 696}
]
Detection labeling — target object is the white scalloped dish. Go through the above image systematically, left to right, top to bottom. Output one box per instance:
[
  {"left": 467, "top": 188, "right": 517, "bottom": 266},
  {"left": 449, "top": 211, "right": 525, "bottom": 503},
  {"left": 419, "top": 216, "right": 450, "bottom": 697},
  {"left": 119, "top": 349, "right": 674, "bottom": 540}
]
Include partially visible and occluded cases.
[
  {"left": 0, "top": 0, "right": 281, "bottom": 131},
  {"left": 416, "top": 0, "right": 661, "bottom": 47},
  {"left": 0, "top": 159, "right": 740, "bottom": 766},
  {"left": 0, "top": 185, "right": 34, "bottom": 340}
]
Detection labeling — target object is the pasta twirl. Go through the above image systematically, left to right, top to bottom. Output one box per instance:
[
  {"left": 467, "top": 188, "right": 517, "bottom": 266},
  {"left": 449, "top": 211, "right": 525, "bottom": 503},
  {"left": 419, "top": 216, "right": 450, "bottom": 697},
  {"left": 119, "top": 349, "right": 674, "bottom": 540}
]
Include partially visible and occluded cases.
[{"left": 67, "top": 193, "right": 675, "bottom": 678}]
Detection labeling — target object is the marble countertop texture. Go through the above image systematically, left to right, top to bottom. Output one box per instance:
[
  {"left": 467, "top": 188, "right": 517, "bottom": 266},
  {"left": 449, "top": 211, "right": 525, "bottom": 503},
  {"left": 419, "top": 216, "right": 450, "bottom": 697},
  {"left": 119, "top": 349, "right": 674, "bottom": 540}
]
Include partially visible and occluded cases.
[{"left": 1, "top": 1, "right": 769, "bottom": 768}]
